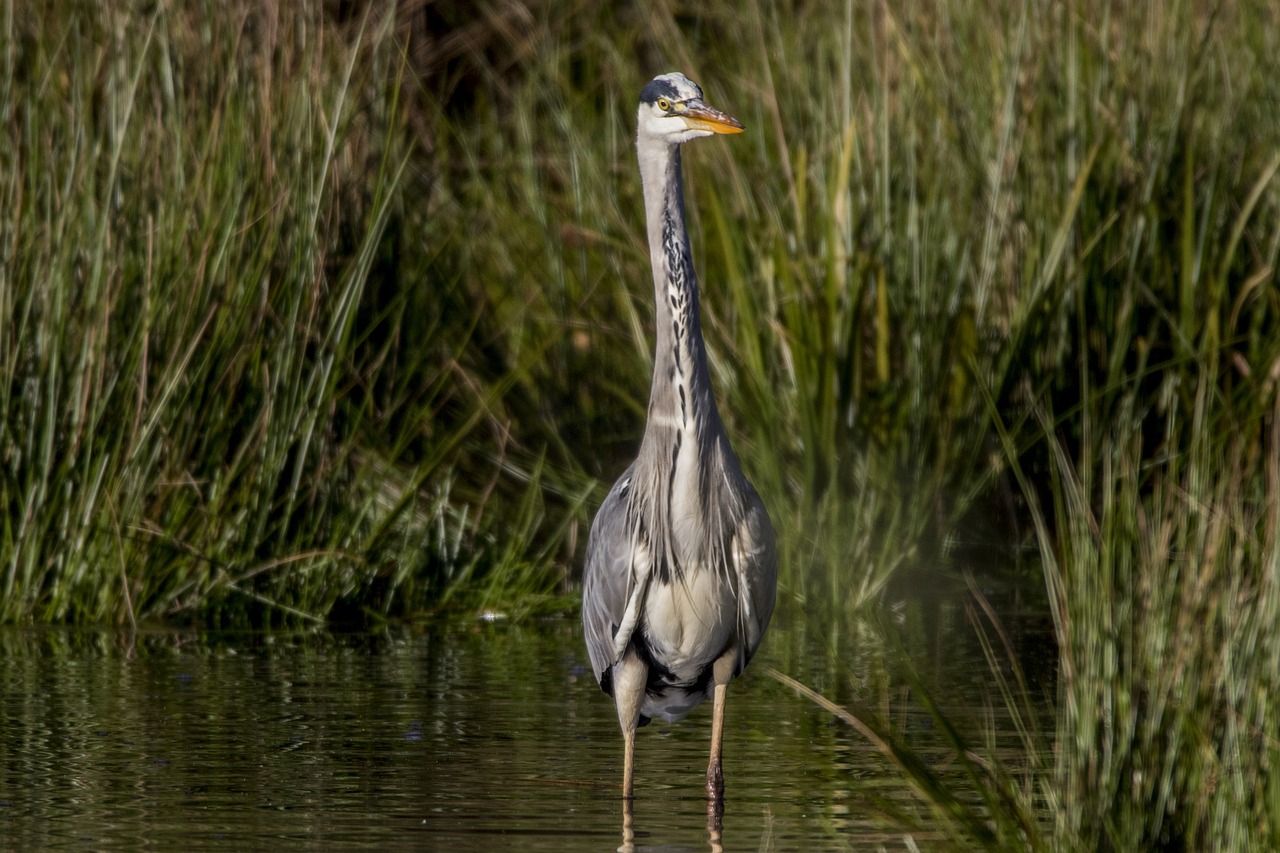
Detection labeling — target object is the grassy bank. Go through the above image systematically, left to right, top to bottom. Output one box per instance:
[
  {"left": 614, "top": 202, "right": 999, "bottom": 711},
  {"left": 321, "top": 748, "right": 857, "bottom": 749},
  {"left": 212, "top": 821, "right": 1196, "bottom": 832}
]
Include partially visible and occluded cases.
[
  {"left": 3, "top": 0, "right": 1280, "bottom": 844},
  {"left": 0, "top": 2, "right": 578, "bottom": 624}
]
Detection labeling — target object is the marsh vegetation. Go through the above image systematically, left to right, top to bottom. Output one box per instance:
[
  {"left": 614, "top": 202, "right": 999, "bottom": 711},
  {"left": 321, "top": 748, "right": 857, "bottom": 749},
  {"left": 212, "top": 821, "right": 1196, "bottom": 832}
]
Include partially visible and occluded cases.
[{"left": 3, "top": 0, "right": 1279, "bottom": 847}]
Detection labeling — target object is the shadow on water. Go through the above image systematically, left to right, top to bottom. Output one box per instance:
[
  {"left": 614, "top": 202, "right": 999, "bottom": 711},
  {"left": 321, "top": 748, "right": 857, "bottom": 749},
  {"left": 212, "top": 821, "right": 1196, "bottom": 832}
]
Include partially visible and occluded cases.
[{"left": 0, "top": 578, "right": 1054, "bottom": 850}]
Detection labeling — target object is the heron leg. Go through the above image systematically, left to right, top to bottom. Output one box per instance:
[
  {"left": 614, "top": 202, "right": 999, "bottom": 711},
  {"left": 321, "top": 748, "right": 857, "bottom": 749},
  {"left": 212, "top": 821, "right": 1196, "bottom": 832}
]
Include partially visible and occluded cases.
[
  {"left": 613, "top": 650, "right": 647, "bottom": 800},
  {"left": 706, "top": 651, "right": 736, "bottom": 800},
  {"left": 706, "top": 683, "right": 728, "bottom": 799},
  {"left": 623, "top": 727, "right": 636, "bottom": 800},
  {"left": 706, "top": 794, "right": 725, "bottom": 843},
  {"left": 621, "top": 796, "right": 636, "bottom": 853}
]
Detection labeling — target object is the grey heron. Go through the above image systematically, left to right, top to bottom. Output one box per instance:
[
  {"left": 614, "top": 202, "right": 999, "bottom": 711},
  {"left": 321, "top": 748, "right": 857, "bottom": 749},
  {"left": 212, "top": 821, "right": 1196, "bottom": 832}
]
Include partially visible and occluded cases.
[{"left": 581, "top": 72, "right": 778, "bottom": 803}]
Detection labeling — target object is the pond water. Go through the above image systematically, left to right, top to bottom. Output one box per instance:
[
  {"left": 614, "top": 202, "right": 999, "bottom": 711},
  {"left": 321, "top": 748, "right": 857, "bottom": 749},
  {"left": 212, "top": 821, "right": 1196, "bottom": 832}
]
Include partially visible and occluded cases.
[{"left": 0, "top": 587, "right": 1053, "bottom": 850}]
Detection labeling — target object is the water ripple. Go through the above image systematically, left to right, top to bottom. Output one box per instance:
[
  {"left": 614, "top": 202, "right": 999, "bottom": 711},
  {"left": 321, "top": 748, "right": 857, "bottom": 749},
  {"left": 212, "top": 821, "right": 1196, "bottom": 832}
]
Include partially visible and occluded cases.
[{"left": 0, "top": 613, "right": 1049, "bottom": 850}]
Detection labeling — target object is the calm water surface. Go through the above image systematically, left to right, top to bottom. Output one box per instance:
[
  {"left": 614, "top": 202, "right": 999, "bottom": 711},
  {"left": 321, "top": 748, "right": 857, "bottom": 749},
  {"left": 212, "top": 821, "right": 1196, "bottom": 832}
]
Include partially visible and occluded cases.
[{"left": 0, "top": 592, "right": 1052, "bottom": 850}]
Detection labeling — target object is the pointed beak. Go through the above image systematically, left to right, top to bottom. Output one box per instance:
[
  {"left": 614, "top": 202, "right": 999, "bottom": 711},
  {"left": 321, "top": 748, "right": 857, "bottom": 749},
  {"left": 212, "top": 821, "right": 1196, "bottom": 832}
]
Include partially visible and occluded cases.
[{"left": 679, "top": 99, "right": 745, "bottom": 135}]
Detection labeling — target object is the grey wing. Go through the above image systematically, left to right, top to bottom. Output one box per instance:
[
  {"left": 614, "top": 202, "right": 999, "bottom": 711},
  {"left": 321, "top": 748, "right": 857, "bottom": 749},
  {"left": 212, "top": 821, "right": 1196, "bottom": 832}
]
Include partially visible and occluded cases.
[
  {"left": 581, "top": 467, "right": 641, "bottom": 693},
  {"left": 734, "top": 482, "right": 777, "bottom": 671}
]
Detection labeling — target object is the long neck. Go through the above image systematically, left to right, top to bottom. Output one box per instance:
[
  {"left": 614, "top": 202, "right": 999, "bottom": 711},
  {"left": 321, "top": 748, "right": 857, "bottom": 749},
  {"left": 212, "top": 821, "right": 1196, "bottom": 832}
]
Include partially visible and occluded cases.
[
  {"left": 630, "top": 134, "right": 742, "bottom": 582},
  {"left": 636, "top": 138, "right": 721, "bottom": 447}
]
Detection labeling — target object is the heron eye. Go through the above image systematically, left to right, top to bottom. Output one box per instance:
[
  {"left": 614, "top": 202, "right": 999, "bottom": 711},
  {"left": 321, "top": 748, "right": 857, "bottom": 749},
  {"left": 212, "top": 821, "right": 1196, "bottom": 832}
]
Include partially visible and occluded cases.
[{"left": 656, "top": 97, "right": 671, "bottom": 112}]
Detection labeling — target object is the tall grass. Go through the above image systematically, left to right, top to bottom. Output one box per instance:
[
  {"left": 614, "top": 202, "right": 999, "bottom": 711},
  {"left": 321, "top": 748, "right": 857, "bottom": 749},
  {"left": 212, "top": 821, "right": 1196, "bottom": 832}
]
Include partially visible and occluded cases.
[
  {"left": 5, "top": 0, "right": 1280, "bottom": 843},
  {"left": 429, "top": 0, "right": 1280, "bottom": 600},
  {"left": 729, "top": 0, "right": 1280, "bottom": 844},
  {"left": 12, "top": 1, "right": 1273, "bottom": 624},
  {"left": 0, "top": 2, "right": 587, "bottom": 624},
  {"left": 778, "top": 392, "right": 1280, "bottom": 848},
  {"left": 1029, "top": 392, "right": 1280, "bottom": 848}
]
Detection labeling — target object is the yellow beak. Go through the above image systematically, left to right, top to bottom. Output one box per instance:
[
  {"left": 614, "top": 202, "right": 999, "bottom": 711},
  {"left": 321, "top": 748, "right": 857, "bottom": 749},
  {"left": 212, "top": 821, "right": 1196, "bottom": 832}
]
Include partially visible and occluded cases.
[{"left": 679, "top": 100, "right": 745, "bottom": 135}]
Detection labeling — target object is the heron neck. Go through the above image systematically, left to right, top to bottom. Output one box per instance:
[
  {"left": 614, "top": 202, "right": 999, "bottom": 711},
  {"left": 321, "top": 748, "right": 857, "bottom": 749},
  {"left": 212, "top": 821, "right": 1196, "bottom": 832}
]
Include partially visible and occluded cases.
[{"left": 637, "top": 138, "right": 720, "bottom": 442}]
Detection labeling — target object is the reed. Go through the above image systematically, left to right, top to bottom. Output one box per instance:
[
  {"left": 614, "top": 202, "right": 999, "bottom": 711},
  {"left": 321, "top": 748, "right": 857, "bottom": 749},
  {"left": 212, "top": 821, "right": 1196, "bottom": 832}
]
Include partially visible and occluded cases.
[
  {"left": 4, "top": 0, "right": 1280, "bottom": 840},
  {"left": 0, "top": 2, "right": 581, "bottom": 624}
]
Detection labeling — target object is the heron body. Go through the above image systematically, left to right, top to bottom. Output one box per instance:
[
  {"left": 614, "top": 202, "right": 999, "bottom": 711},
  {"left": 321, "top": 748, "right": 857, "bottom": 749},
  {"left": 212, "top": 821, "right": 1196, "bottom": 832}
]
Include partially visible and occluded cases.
[{"left": 581, "top": 72, "right": 777, "bottom": 802}]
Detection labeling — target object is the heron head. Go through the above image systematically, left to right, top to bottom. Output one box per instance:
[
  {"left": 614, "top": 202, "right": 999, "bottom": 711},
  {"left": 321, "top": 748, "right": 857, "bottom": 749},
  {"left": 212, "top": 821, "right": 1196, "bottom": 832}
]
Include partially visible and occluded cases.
[{"left": 637, "top": 72, "right": 744, "bottom": 144}]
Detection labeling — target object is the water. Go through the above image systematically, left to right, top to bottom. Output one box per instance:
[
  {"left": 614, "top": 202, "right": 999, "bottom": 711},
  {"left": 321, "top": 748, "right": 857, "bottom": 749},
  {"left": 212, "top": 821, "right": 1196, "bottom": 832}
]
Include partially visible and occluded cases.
[{"left": 0, "top": 592, "right": 1053, "bottom": 850}]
